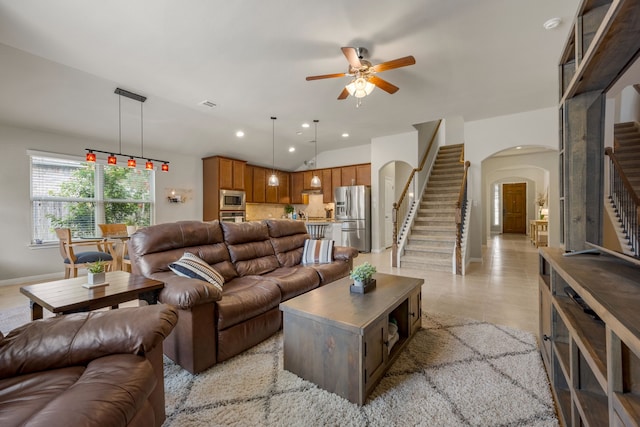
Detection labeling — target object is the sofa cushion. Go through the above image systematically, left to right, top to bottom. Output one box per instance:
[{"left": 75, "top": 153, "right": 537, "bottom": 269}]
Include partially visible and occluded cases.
[
  {"left": 264, "top": 219, "right": 309, "bottom": 267},
  {"left": 222, "top": 222, "right": 280, "bottom": 276},
  {"left": 302, "top": 239, "right": 334, "bottom": 265},
  {"left": 169, "top": 252, "right": 224, "bottom": 292},
  {"left": 307, "top": 261, "right": 351, "bottom": 286},
  {"left": 261, "top": 266, "right": 320, "bottom": 300},
  {"left": 216, "top": 276, "right": 282, "bottom": 330}
]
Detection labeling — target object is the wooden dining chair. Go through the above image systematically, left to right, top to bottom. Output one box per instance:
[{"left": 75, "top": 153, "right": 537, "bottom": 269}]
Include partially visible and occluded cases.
[
  {"left": 98, "top": 223, "right": 131, "bottom": 272},
  {"left": 55, "top": 228, "right": 114, "bottom": 278}
]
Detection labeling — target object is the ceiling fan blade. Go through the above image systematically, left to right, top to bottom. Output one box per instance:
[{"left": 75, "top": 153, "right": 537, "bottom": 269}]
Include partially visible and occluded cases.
[
  {"left": 341, "top": 47, "right": 362, "bottom": 68},
  {"left": 372, "top": 56, "right": 416, "bottom": 73},
  {"left": 306, "top": 72, "right": 347, "bottom": 81},
  {"left": 368, "top": 75, "right": 399, "bottom": 94},
  {"left": 337, "top": 87, "right": 350, "bottom": 100}
]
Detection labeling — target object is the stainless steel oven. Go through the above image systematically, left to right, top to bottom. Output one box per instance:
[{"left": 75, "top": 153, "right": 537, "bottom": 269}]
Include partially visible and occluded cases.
[
  {"left": 220, "top": 190, "right": 246, "bottom": 210},
  {"left": 220, "top": 211, "right": 245, "bottom": 223}
]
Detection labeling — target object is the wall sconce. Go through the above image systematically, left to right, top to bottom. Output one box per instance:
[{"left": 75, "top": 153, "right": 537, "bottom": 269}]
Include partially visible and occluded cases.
[{"left": 166, "top": 188, "right": 192, "bottom": 204}]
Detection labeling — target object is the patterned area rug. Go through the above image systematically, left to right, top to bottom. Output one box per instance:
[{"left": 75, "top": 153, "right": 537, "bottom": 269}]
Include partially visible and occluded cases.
[{"left": 163, "top": 312, "right": 557, "bottom": 426}]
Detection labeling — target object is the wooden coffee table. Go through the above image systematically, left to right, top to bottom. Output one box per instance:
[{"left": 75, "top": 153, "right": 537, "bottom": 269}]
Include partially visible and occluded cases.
[
  {"left": 20, "top": 270, "right": 164, "bottom": 320},
  {"left": 279, "top": 272, "right": 423, "bottom": 405}
]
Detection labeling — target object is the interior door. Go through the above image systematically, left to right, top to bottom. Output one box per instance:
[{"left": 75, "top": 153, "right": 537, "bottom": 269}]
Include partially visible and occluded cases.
[{"left": 503, "top": 183, "right": 526, "bottom": 233}]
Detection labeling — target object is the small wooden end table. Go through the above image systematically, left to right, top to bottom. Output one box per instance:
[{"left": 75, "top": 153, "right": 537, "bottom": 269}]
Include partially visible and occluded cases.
[{"left": 20, "top": 270, "right": 164, "bottom": 320}]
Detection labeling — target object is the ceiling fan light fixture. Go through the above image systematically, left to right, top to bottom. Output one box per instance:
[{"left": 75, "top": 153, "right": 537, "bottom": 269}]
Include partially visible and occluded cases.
[{"left": 346, "top": 77, "right": 374, "bottom": 98}]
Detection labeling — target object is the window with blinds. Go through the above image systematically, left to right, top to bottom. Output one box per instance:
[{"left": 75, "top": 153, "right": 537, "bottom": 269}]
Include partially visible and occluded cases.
[{"left": 30, "top": 155, "right": 154, "bottom": 243}]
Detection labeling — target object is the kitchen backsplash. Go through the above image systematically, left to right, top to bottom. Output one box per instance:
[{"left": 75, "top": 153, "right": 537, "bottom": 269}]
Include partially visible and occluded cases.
[{"left": 246, "top": 201, "right": 335, "bottom": 221}]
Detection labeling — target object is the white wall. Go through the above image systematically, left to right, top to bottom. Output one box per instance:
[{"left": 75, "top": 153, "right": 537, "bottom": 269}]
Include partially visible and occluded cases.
[
  {"left": 619, "top": 85, "right": 640, "bottom": 123},
  {"left": 465, "top": 107, "right": 559, "bottom": 259},
  {"left": 0, "top": 123, "right": 201, "bottom": 282},
  {"left": 371, "top": 131, "right": 419, "bottom": 252},
  {"left": 294, "top": 144, "right": 370, "bottom": 171}
]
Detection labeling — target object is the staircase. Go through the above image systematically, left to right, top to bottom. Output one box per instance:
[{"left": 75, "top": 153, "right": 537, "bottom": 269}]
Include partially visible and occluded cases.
[
  {"left": 614, "top": 122, "right": 640, "bottom": 195},
  {"left": 400, "top": 144, "right": 464, "bottom": 272}
]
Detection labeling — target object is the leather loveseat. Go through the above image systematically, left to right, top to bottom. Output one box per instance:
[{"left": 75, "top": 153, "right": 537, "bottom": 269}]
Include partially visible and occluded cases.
[
  {"left": 128, "top": 219, "right": 358, "bottom": 374},
  {"left": 0, "top": 304, "right": 178, "bottom": 427}
]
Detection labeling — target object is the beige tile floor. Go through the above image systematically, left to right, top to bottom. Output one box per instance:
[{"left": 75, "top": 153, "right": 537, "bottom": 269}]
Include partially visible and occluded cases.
[{"left": 0, "top": 233, "right": 540, "bottom": 337}]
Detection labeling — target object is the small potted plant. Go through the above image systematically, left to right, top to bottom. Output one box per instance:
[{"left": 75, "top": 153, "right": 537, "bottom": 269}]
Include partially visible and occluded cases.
[
  {"left": 284, "top": 204, "right": 295, "bottom": 219},
  {"left": 86, "top": 260, "right": 107, "bottom": 285},
  {"left": 350, "top": 262, "right": 377, "bottom": 293}
]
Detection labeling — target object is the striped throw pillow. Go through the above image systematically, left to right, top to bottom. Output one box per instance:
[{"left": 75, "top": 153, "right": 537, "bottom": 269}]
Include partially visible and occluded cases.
[
  {"left": 302, "top": 239, "right": 334, "bottom": 265},
  {"left": 169, "top": 252, "right": 224, "bottom": 292}
]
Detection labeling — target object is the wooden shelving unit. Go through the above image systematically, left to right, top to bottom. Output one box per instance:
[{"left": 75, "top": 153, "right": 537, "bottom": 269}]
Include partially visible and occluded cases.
[{"left": 539, "top": 248, "right": 640, "bottom": 425}]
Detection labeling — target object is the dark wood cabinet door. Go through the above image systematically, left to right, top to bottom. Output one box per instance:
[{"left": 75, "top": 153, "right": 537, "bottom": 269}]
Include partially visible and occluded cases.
[
  {"left": 218, "top": 158, "right": 234, "bottom": 189},
  {"left": 232, "top": 160, "right": 245, "bottom": 190},
  {"left": 356, "top": 164, "right": 371, "bottom": 186},
  {"left": 244, "top": 165, "right": 254, "bottom": 203},
  {"left": 341, "top": 166, "right": 356, "bottom": 187},
  {"left": 253, "top": 167, "right": 266, "bottom": 203},
  {"left": 331, "top": 168, "right": 341, "bottom": 198},
  {"left": 322, "top": 169, "right": 332, "bottom": 203},
  {"left": 303, "top": 171, "right": 314, "bottom": 190},
  {"left": 291, "top": 172, "right": 304, "bottom": 203},
  {"left": 278, "top": 173, "right": 290, "bottom": 204},
  {"left": 409, "top": 289, "right": 421, "bottom": 336},
  {"left": 364, "top": 316, "right": 388, "bottom": 392}
]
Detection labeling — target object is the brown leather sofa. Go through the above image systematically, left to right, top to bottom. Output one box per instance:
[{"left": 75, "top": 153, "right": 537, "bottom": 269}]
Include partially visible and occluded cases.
[
  {"left": 128, "top": 219, "right": 358, "bottom": 374},
  {"left": 0, "top": 304, "right": 178, "bottom": 427}
]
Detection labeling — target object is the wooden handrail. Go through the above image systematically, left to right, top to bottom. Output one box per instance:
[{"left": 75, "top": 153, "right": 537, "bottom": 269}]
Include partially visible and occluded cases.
[
  {"left": 391, "top": 119, "right": 442, "bottom": 267},
  {"left": 395, "top": 120, "right": 442, "bottom": 210},
  {"left": 459, "top": 145, "right": 465, "bottom": 163},
  {"left": 606, "top": 147, "right": 640, "bottom": 205},
  {"left": 455, "top": 161, "right": 471, "bottom": 275}
]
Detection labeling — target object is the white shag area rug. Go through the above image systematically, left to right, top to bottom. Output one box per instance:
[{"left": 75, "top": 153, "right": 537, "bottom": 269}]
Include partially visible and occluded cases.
[{"left": 163, "top": 312, "right": 558, "bottom": 427}]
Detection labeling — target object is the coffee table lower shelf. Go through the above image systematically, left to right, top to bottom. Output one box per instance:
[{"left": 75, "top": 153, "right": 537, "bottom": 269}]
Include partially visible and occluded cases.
[{"left": 280, "top": 273, "right": 422, "bottom": 405}]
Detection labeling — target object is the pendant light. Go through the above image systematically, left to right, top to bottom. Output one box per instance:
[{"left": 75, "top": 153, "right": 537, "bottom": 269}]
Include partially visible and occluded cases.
[
  {"left": 84, "top": 87, "right": 170, "bottom": 171},
  {"left": 268, "top": 116, "right": 279, "bottom": 187},
  {"left": 310, "top": 119, "right": 321, "bottom": 188}
]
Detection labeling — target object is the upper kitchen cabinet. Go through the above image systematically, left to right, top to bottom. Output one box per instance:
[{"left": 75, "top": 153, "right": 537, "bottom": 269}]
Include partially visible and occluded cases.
[
  {"left": 202, "top": 155, "right": 247, "bottom": 221},
  {"left": 202, "top": 156, "right": 247, "bottom": 190},
  {"left": 356, "top": 164, "right": 371, "bottom": 186},
  {"left": 244, "top": 165, "right": 254, "bottom": 203},
  {"left": 252, "top": 166, "right": 266, "bottom": 203},
  {"left": 341, "top": 166, "right": 356, "bottom": 186},
  {"left": 322, "top": 169, "right": 332, "bottom": 203},
  {"left": 278, "top": 172, "right": 290, "bottom": 204},
  {"left": 290, "top": 172, "right": 304, "bottom": 204}
]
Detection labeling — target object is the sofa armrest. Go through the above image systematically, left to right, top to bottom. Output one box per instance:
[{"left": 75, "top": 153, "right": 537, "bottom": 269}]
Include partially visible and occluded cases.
[
  {"left": 333, "top": 245, "right": 359, "bottom": 261},
  {"left": 159, "top": 275, "right": 223, "bottom": 309},
  {"left": 0, "top": 304, "right": 177, "bottom": 379}
]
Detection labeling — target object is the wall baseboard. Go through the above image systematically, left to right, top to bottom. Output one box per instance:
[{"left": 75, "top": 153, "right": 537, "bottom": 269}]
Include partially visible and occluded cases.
[{"left": 0, "top": 272, "right": 63, "bottom": 287}]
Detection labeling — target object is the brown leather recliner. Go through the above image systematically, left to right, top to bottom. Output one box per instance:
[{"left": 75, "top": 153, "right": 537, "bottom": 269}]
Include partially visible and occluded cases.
[
  {"left": 128, "top": 219, "right": 358, "bottom": 374},
  {"left": 0, "top": 304, "right": 178, "bottom": 427}
]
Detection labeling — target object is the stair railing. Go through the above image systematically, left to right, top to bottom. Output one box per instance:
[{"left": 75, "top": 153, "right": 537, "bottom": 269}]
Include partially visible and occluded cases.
[
  {"left": 392, "top": 120, "right": 442, "bottom": 267},
  {"left": 605, "top": 147, "right": 639, "bottom": 257},
  {"left": 455, "top": 160, "right": 471, "bottom": 275}
]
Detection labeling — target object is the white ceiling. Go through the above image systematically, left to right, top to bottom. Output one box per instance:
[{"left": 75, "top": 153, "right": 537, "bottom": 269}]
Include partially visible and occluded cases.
[{"left": 0, "top": 0, "right": 579, "bottom": 170}]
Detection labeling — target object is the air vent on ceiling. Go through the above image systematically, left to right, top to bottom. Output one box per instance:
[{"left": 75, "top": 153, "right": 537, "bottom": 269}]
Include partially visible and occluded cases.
[{"left": 199, "top": 100, "right": 217, "bottom": 108}]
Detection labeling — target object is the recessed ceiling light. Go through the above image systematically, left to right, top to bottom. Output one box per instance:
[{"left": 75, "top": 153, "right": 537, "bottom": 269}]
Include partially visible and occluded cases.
[
  {"left": 543, "top": 17, "right": 561, "bottom": 30},
  {"left": 301, "top": 123, "right": 310, "bottom": 128},
  {"left": 236, "top": 131, "right": 245, "bottom": 138},
  {"left": 296, "top": 131, "right": 303, "bottom": 135},
  {"left": 342, "top": 133, "right": 349, "bottom": 138},
  {"left": 516, "top": 146, "right": 522, "bottom": 150},
  {"left": 288, "top": 147, "right": 295, "bottom": 153}
]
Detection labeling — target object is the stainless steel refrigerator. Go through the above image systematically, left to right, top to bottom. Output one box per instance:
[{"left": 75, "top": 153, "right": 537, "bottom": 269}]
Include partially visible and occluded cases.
[{"left": 334, "top": 185, "right": 371, "bottom": 252}]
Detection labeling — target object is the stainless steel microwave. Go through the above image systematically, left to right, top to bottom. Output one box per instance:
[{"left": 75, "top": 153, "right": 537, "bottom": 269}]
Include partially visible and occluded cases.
[{"left": 220, "top": 189, "right": 245, "bottom": 210}]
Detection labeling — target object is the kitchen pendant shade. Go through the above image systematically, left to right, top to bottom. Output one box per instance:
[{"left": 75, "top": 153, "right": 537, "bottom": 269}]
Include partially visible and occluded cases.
[
  {"left": 268, "top": 116, "right": 279, "bottom": 187},
  {"left": 310, "top": 119, "right": 321, "bottom": 188},
  {"left": 310, "top": 174, "right": 321, "bottom": 188}
]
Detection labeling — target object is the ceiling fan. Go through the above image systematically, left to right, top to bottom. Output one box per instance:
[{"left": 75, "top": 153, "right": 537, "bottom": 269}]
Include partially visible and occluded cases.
[{"left": 306, "top": 47, "right": 416, "bottom": 100}]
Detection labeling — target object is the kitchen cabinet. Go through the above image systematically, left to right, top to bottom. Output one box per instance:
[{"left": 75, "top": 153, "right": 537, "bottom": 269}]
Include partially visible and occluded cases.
[
  {"left": 202, "top": 156, "right": 247, "bottom": 221},
  {"left": 356, "top": 164, "right": 371, "bottom": 186},
  {"left": 244, "top": 165, "right": 254, "bottom": 203},
  {"left": 341, "top": 166, "right": 356, "bottom": 187},
  {"left": 253, "top": 167, "right": 266, "bottom": 203},
  {"left": 331, "top": 168, "right": 341, "bottom": 200},
  {"left": 265, "top": 169, "right": 279, "bottom": 203},
  {"left": 322, "top": 169, "right": 332, "bottom": 203},
  {"left": 303, "top": 171, "right": 314, "bottom": 190},
  {"left": 290, "top": 172, "right": 304, "bottom": 204},
  {"left": 278, "top": 173, "right": 290, "bottom": 204}
]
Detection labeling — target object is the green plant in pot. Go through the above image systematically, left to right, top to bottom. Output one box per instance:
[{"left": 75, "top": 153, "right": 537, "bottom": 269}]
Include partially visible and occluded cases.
[
  {"left": 284, "top": 204, "right": 295, "bottom": 219},
  {"left": 87, "top": 260, "right": 107, "bottom": 285},
  {"left": 350, "top": 262, "right": 376, "bottom": 287}
]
